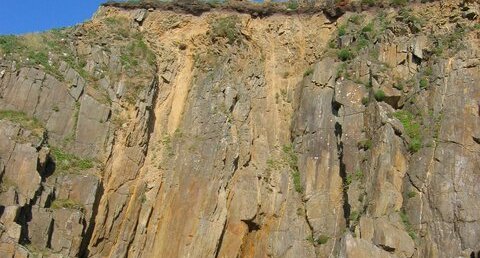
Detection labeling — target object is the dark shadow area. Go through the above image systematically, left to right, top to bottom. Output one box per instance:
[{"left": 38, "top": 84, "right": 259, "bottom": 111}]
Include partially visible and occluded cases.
[
  {"left": 334, "top": 121, "right": 351, "bottom": 227},
  {"left": 42, "top": 156, "right": 56, "bottom": 178},
  {"left": 78, "top": 182, "right": 104, "bottom": 258},
  {"left": 16, "top": 204, "right": 32, "bottom": 245},
  {"left": 242, "top": 219, "right": 261, "bottom": 232}
]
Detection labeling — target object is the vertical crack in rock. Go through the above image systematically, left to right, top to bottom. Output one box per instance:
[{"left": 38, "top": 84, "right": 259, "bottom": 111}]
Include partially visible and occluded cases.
[
  {"left": 32, "top": 72, "right": 47, "bottom": 116},
  {"left": 85, "top": 72, "right": 158, "bottom": 256},
  {"left": 121, "top": 76, "right": 160, "bottom": 255},
  {"left": 144, "top": 77, "right": 159, "bottom": 151},
  {"left": 332, "top": 97, "right": 350, "bottom": 228},
  {"left": 16, "top": 151, "right": 50, "bottom": 246},
  {"left": 214, "top": 152, "right": 240, "bottom": 257},
  {"left": 225, "top": 155, "right": 240, "bottom": 190},
  {"left": 78, "top": 183, "right": 104, "bottom": 258},
  {"left": 16, "top": 184, "right": 44, "bottom": 245},
  {"left": 16, "top": 205, "right": 31, "bottom": 245},
  {"left": 303, "top": 205, "right": 318, "bottom": 256},
  {"left": 125, "top": 212, "right": 141, "bottom": 256},
  {"left": 46, "top": 218, "right": 54, "bottom": 249},
  {"left": 213, "top": 218, "right": 228, "bottom": 258}
]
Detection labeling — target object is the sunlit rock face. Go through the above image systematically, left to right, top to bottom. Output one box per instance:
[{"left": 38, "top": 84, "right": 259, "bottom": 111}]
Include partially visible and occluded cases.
[{"left": 0, "top": 0, "right": 479, "bottom": 257}]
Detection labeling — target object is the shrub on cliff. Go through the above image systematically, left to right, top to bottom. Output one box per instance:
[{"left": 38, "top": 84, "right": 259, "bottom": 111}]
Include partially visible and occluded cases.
[
  {"left": 286, "top": 0, "right": 299, "bottom": 10},
  {"left": 210, "top": 16, "right": 240, "bottom": 44},
  {"left": 0, "top": 35, "right": 19, "bottom": 54},
  {"left": 337, "top": 48, "right": 354, "bottom": 61},
  {"left": 374, "top": 89, "right": 385, "bottom": 101}
]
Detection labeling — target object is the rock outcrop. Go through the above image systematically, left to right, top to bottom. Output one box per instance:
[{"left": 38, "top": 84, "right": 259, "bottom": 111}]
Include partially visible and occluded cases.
[{"left": 0, "top": 0, "right": 479, "bottom": 257}]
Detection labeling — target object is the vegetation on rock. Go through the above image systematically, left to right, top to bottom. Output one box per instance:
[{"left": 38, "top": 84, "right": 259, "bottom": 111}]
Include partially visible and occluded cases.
[
  {"left": 210, "top": 16, "right": 241, "bottom": 44},
  {"left": 0, "top": 110, "right": 44, "bottom": 136},
  {"left": 394, "top": 111, "right": 422, "bottom": 153},
  {"left": 50, "top": 147, "right": 95, "bottom": 174},
  {"left": 50, "top": 198, "right": 85, "bottom": 211}
]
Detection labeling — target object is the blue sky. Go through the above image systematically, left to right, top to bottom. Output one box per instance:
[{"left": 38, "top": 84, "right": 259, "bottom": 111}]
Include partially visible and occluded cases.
[{"left": 0, "top": 0, "right": 106, "bottom": 35}]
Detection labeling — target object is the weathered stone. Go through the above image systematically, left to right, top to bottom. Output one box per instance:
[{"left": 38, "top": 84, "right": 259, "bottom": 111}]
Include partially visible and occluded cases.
[
  {"left": 0, "top": 3, "right": 479, "bottom": 258},
  {"left": 463, "top": 6, "right": 478, "bottom": 20},
  {"left": 133, "top": 9, "right": 147, "bottom": 22},
  {"left": 338, "top": 35, "right": 354, "bottom": 48},
  {"left": 412, "top": 35, "right": 427, "bottom": 60},
  {"left": 378, "top": 43, "right": 398, "bottom": 68},
  {"left": 311, "top": 57, "right": 338, "bottom": 87},
  {"left": 64, "top": 67, "right": 86, "bottom": 101},
  {"left": 0, "top": 68, "right": 44, "bottom": 116},
  {"left": 116, "top": 79, "right": 126, "bottom": 98},
  {"left": 73, "top": 94, "right": 110, "bottom": 158},
  {"left": 0, "top": 130, "right": 42, "bottom": 205},
  {"left": 54, "top": 174, "right": 100, "bottom": 222},
  {"left": 0, "top": 206, "right": 21, "bottom": 241},
  {"left": 28, "top": 206, "right": 53, "bottom": 248},
  {"left": 50, "top": 208, "right": 84, "bottom": 256},
  {"left": 372, "top": 218, "right": 415, "bottom": 257},
  {"left": 339, "top": 234, "right": 396, "bottom": 258}
]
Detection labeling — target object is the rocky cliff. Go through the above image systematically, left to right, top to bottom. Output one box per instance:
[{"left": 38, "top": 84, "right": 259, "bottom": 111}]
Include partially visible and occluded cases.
[{"left": 0, "top": 0, "right": 479, "bottom": 257}]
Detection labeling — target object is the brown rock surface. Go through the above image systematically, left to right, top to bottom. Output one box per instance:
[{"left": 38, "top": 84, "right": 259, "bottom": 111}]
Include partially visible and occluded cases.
[{"left": 0, "top": 0, "right": 479, "bottom": 257}]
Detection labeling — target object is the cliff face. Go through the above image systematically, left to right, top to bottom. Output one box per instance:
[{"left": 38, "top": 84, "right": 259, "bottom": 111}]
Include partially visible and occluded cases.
[{"left": 0, "top": 1, "right": 479, "bottom": 257}]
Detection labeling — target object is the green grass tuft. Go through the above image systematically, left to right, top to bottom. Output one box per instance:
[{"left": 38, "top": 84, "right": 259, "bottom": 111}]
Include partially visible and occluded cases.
[
  {"left": 286, "top": 0, "right": 299, "bottom": 10},
  {"left": 361, "top": 0, "right": 376, "bottom": 6},
  {"left": 391, "top": 0, "right": 407, "bottom": 7},
  {"left": 211, "top": 16, "right": 241, "bottom": 44},
  {"left": 361, "top": 22, "right": 374, "bottom": 33},
  {"left": 338, "top": 25, "right": 347, "bottom": 36},
  {"left": 0, "top": 35, "right": 20, "bottom": 54},
  {"left": 121, "top": 37, "right": 155, "bottom": 69},
  {"left": 337, "top": 48, "right": 354, "bottom": 61},
  {"left": 303, "top": 67, "right": 314, "bottom": 77},
  {"left": 419, "top": 78, "right": 429, "bottom": 89},
  {"left": 374, "top": 89, "right": 386, "bottom": 101},
  {"left": 361, "top": 96, "right": 370, "bottom": 106},
  {"left": 0, "top": 110, "right": 44, "bottom": 136},
  {"left": 394, "top": 110, "right": 422, "bottom": 153},
  {"left": 357, "top": 139, "right": 372, "bottom": 150},
  {"left": 282, "top": 144, "right": 303, "bottom": 193},
  {"left": 50, "top": 147, "right": 94, "bottom": 174},
  {"left": 292, "top": 170, "right": 303, "bottom": 193},
  {"left": 407, "top": 191, "right": 417, "bottom": 198},
  {"left": 50, "top": 198, "right": 84, "bottom": 211},
  {"left": 349, "top": 210, "right": 360, "bottom": 224},
  {"left": 400, "top": 211, "right": 417, "bottom": 239},
  {"left": 306, "top": 235, "right": 330, "bottom": 246},
  {"left": 317, "top": 235, "right": 330, "bottom": 245}
]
